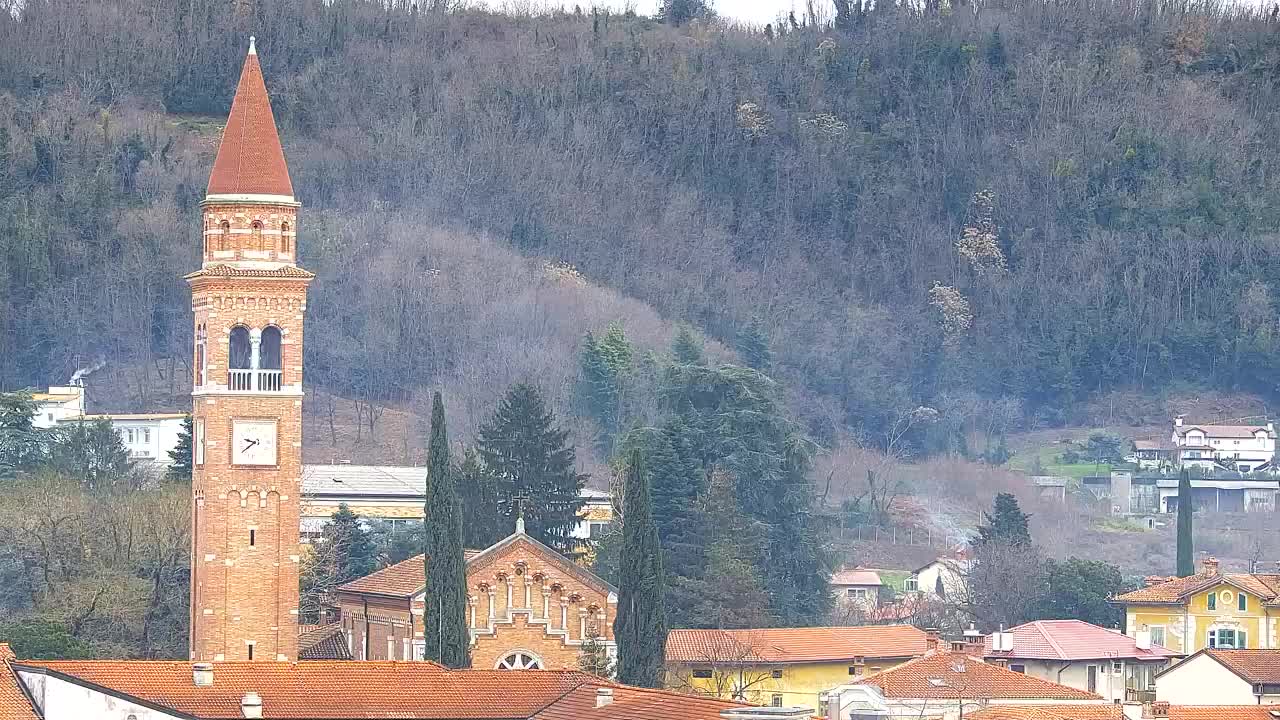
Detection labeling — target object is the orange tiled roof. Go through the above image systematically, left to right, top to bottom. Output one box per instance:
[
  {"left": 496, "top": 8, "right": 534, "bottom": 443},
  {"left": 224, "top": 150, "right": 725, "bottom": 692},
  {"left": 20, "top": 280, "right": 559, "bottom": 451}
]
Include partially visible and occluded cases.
[
  {"left": 207, "top": 41, "right": 294, "bottom": 198},
  {"left": 185, "top": 265, "right": 316, "bottom": 280},
  {"left": 336, "top": 550, "right": 482, "bottom": 598},
  {"left": 830, "top": 569, "right": 883, "bottom": 586},
  {"left": 1114, "top": 572, "right": 1280, "bottom": 605},
  {"left": 983, "top": 620, "right": 1179, "bottom": 661},
  {"left": 297, "top": 623, "right": 350, "bottom": 661},
  {"left": 665, "top": 625, "right": 927, "bottom": 664},
  {"left": 0, "top": 644, "right": 39, "bottom": 720},
  {"left": 1202, "top": 649, "right": 1280, "bottom": 684},
  {"left": 854, "top": 650, "right": 1101, "bottom": 700},
  {"left": 11, "top": 660, "right": 747, "bottom": 720},
  {"left": 531, "top": 680, "right": 745, "bottom": 720},
  {"left": 967, "top": 705, "right": 1124, "bottom": 720},
  {"left": 1167, "top": 707, "right": 1280, "bottom": 720}
]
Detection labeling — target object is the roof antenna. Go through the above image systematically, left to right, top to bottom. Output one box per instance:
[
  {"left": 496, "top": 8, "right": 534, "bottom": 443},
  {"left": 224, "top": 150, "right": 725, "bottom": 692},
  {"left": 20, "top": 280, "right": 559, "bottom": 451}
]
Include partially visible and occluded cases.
[{"left": 248, "top": 36, "right": 257, "bottom": 55}]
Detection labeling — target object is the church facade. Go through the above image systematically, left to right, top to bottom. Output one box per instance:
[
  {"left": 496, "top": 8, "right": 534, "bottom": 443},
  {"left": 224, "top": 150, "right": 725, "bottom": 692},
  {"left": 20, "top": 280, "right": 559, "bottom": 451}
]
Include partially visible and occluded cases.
[
  {"left": 187, "top": 38, "right": 311, "bottom": 662},
  {"left": 334, "top": 520, "right": 617, "bottom": 670}
]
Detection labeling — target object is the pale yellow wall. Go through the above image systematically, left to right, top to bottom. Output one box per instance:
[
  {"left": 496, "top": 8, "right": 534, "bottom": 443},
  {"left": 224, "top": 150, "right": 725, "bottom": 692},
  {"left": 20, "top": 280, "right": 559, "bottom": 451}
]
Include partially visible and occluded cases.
[
  {"left": 1125, "top": 582, "right": 1279, "bottom": 654},
  {"left": 666, "top": 657, "right": 911, "bottom": 711}
]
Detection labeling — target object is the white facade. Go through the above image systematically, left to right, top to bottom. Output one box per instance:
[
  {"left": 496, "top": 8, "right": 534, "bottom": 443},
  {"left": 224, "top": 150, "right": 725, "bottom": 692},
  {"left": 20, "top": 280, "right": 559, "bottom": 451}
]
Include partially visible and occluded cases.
[
  {"left": 30, "top": 386, "right": 86, "bottom": 428},
  {"left": 64, "top": 414, "right": 188, "bottom": 466},
  {"left": 1171, "top": 416, "right": 1276, "bottom": 473},
  {"left": 911, "top": 558, "right": 967, "bottom": 600},
  {"left": 1153, "top": 651, "right": 1280, "bottom": 705},
  {"left": 996, "top": 658, "right": 1163, "bottom": 703},
  {"left": 17, "top": 669, "right": 184, "bottom": 720},
  {"left": 821, "top": 684, "right": 1109, "bottom": 720}
]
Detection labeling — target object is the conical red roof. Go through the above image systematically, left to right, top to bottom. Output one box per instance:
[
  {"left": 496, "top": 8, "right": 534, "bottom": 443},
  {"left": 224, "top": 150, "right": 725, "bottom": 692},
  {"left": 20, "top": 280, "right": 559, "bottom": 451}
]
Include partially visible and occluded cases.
[{"left": 207, "top": 40, "right": 294, "bottom": 198}]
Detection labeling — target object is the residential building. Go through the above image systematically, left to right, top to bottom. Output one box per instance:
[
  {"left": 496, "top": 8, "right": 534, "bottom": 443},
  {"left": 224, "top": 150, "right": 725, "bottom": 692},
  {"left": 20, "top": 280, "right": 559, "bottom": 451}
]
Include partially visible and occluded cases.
[
  {"left": 29, "top": 386, "right": 85, "bottom": 428},
  {"left": 67, "top": 413, "right": 187, "bottom": 466},
  {"left": 1171, "top": 416, "right": 1276, "bottom": 473},
  {"left": 1128, "top": 440, "right": 1174, "bottom": 471},
  {"left": 301, "top": 463, "right": 613, "bottom": 543},
  {"left": 1084, "top": 471, "right": 1279, "bottom": 515},
  {"left": 333, "top": 516, "right": 615, "bottom": 670},
  {"left": 910, "top": 555, "right": 968, "bottom": 600},
  {"left": 1114, "top": 557, "right": 1280, "bottom": 654},
  {"left": 830, "top": 568, "right": 884, "bottom": 607},
  {"left": 981, "top": 620, "right": 1179, "bottom": 703},
  {"left": 664, "top": 625, "right": 928, "bottom": 711},
  {"left": 0, "top": 642, "right": 748, "bottom": 720},
  {"left": 823, "top": 649, "right": 1104, "bottom": 719},
  {"left": 1153, "top": 649, "right": 1280, "bottom": 705},
  {"left": 1145, "top": 705, "right": 1280, "bottom": 720},
  {"left": 968, "top": 707, "right": 1124, "bottom": 720}
]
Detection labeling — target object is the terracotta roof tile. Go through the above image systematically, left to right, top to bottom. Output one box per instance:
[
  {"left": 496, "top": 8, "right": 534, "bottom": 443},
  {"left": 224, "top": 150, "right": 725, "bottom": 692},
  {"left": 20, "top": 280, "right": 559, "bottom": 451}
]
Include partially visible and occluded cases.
[
  {"left": 207, "top": 42, "right": 294, "bottom": 198},
  {"left": 185, "top": 264, "right": 315, "bottom": 280},
  {"left": 1175, "top": 424, "right": 1273, "bottom": 439},
  {"left": 336, "top": 550, "right": 482, "bottom": 598},
  {"left": 1116, "top": 573, "right": 1280, "bottom": 605},
  {"left": 983, "top": 620, "right": 1179, "bottom": 661},
  {"left": 297, "top": 624, "right": 350, "bottom": 660},
  {"left": 665, "top": 625, "right": 927, "bottom": 664},
  {"left": 0, "top": 644, "right": 39, "bottom": 720},
  {"left": 1203, "top": 649, "right": 1280, "bottom": 684},
  {"left": 854, "top": 651, "right": 1101, "bottom": 700},
  {"left": 11, "top": 659, "right": 746, "bottom": 720},
  {"left": 531, "top": 680, "right": 745, "bottom": 720},
  {"left": 966, "top": 705, "right": 1124, "bottom": 720},
  {"left": 1166, "top": 707, "right": 1280, "bottom": 720}
]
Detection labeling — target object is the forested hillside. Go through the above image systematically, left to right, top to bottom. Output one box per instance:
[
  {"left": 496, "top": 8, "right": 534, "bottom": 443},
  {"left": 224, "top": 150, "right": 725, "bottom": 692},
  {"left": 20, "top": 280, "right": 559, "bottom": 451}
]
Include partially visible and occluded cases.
[{"left": 3, "top": 0, "right": 1280, "bottom": 456}]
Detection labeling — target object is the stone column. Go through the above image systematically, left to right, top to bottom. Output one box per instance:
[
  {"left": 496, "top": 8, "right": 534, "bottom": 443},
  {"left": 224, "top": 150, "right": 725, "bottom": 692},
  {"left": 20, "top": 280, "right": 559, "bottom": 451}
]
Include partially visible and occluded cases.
[
  {"left": 505, "top": 579, "right": 513, "bottom": 617},
  {"left": 541, "top": 589, "right": 551, "bottom": 620},
  {"left": 487, "top": 590, "right": 496, "bottom": 630},
  {"left": 468, "top": 596, "right": 476, "bottom": 629},
  {"left": 559, "top": 596, "right": 569, "bottom": 632},
  {"left": 578, "top": 608, "right": 588, "bottom": 641}
]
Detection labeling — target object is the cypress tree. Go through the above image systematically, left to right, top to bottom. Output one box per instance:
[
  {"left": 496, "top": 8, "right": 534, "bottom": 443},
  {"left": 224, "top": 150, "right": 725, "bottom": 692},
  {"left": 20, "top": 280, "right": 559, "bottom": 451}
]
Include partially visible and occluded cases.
[
  {"left": 476, "top": 383, "right": 587, "bottom": 556},
  {"left": 423, "top": 392, "right": 470, "bottom": 668},
  {"left": 615, "top": 448, "right": 667, "bottom": 688},
  {"left": 1176, "top": 469, "right": 1194, "bottom": 577}
]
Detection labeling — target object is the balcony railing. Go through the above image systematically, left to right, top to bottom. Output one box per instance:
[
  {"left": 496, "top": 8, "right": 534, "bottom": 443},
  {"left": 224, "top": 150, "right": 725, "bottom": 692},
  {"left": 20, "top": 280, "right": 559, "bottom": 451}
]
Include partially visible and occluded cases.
[
  {"left": 228, "top": 369, "right": 283, "bottom": 392},
  {"left": 1126, "top": 688, "right": 1156, "bottom": 703}
]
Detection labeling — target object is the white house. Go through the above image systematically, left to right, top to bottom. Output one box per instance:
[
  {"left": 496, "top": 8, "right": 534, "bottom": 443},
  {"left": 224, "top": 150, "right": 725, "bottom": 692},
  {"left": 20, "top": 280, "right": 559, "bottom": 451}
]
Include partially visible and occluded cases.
[
  {"left": 29, "top": 386, "right": 86, "bottom": 428},
  {"left": 63, "top": 413, "right": 188, "bottom": 467},
  {"left": 1171, "top": 416, "right": 1276, "bottom": 473},
  {"left": 910, "top": 555, "right": 968, "bottom": 601},
  {"left": 830, "top": 568, "right": 884, "bottom": 607},
  {"left": 981, "top": 620, "right": 1179, "bottom": 703},
  {"left": 1154, "top": 648, "right": 1280, "bottom": 705}
]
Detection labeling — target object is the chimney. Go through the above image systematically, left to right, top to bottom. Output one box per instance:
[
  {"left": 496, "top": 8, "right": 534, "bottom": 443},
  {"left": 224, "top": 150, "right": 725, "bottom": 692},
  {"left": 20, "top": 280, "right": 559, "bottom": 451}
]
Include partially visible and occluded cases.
[
  {"left": 1174, "top": 415, "right": 1184, "bottom": 428},
  {"left": 1201, "top": 556, "right": 1220, "bottom": 576},
  {"left": 962, "top": 623, "right": 984, "bottom": 655},
  {"left": 925, "top": 628, "right": 941, "bottom": 651},
  {"left": 1135, "top": 629, "right": 1152, "bottom": 651},
  {"left": 192, "top": 662, "right": 214, "bottom": 687},
  {"left": 595, "top": 688, "right": 614, "bottom": 708},
  {"left": 241, "top": 692, "right": 263, "bottom": 719},
  {"left": 1144, "top": 701, "right": 1170, "bottom": 719}
]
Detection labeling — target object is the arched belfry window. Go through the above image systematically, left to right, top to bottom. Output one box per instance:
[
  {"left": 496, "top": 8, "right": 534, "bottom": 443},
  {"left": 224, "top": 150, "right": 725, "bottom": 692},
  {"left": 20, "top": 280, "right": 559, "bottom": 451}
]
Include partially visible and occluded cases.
[
  {"left": 251, "top": 220, "right": 264, "bottom": 251},
  {"left": 219, "top": 221, "right": 231, "bottom": 252},
  {"left": 281, "top": 222, "right": 291, "bottom": 255},
  {"left": 229, "top": 326, "right": 252, "bottom": 370},
  {"left": 260, "top": 326, "right": 282, "bottom": 370}
]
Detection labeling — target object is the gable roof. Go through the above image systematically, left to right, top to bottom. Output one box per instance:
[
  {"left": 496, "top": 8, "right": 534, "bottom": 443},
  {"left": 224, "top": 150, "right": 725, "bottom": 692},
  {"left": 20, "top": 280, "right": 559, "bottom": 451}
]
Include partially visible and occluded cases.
[
  {"left": 207, "top": 40, "right": 294, "bottom": 198},
  {"left": 1176, "top": 424, "right": 1273, "bottom": 439},
  {"left": 337, "top": 530, "right": 615, "bottom": 599},
  {"left": 830, "top": 569, "right": 883, "bottom": 587},
  {"left": 1114, "top": 572, "right": 1280, "bottom": 605},
  {"left": 983, "top": 620, "right": 1179, "bottom": 661},
  {"left": 296, "top": 624, "right": 351, "bottom": 661},
  {"left": 665, "top": 625, "right": 927, "bottom": 664},
  {"left": 0, "top": 644, "right": 39, "bottom": 720},
  {"left": 1184, "top": 649, "right": 1280, "bottom": 685},
  {"left": 853, "top": 650, "right": 1101, "bottom": 700},
  {"left": 11, "top": 660, "right": 742, "bottom": 720},
  {"left": 966, "top": 706, "right": 1124, "bottom": 720},
  {"left": 1166, "top": 708, "right": 1280, "bottom": 720}
]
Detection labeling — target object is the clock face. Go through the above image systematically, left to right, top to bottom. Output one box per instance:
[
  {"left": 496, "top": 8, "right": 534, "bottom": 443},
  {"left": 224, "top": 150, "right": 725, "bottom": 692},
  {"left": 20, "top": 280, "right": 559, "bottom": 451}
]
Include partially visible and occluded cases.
[{"left": 232, "top": 419, "right": 278, "bottom": 466}]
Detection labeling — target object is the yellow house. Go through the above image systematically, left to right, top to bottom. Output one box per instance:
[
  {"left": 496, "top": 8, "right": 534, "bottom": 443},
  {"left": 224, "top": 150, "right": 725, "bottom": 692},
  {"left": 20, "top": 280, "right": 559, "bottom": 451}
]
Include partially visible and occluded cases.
[
  {"left": 1114, "top": 557, "right": 1280, "bottom": 654},
  {"left": 664, "top": 625, "right": 928, "bottom": 712}
]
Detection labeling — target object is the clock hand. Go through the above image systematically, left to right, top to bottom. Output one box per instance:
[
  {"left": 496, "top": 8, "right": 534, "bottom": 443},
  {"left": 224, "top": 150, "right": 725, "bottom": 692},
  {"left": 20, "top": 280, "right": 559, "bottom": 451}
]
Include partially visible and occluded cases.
[{"left": 243, "top": 439, "right": 259, "bottom": 451}]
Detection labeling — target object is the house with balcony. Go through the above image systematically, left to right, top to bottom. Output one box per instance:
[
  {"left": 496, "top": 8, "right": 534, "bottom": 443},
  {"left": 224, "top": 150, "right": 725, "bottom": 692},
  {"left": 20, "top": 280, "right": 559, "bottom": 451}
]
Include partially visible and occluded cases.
[
  {"left": 1171, "top": 416, "right": 1276, "bottom": 473},
  {"left": 980, "top": 620, "right": 1179, "bottom": 703}
]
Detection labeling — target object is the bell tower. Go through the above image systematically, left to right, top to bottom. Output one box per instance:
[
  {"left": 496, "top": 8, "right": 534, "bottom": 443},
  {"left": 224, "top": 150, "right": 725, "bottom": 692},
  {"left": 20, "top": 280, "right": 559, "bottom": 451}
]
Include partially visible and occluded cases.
[{"left": 187, "top": 37, "right": 312, "bottom": 662}]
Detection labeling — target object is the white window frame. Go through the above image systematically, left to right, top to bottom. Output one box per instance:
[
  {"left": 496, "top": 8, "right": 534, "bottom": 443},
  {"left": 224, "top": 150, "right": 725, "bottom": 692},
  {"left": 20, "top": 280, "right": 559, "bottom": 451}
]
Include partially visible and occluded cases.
[{"left": 1149, "top": 625, "right": 1166, "bottom": 648}]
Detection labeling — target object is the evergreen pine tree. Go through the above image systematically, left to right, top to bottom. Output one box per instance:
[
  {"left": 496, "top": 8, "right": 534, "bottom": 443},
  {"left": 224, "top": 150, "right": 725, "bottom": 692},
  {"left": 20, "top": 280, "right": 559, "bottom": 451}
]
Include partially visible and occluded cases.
[
  {"left": 734, "top": 317, "right": 773, "bottom": 372},
  {"left": 578, "top": 324, "right": 633, "bottom": 451},
  {"left": 670, "top": 325, "right": 704, "bottom": 365},
  {"left": 476, "top": 383, "right": 587, "bottom": 556},
  {"left": 0, "top": 390, "right": 41, "bottom": 478},
  {"left": 422, "top": 392, "right": 470, "bottom": 668},
  {"left": 167, "top": 415, "right": 194, "bottom": 481},
  {"left": 48, "top": 418, "right": 133, "bottom": 490},
  {"left": 762, "top": 436, "right": 832, "bottom": 625},
  {"left": 457, "top": 448, "right": 506, "bottom": 550},
  {"left": 615, "top": 448, "right": 667, "bottom": 688},
  {"left": 1177, "top": 469, "right": 1194, "bottom": 577},
  {"left": 976, "top": 492, "right": 1032, "bottom": 546},
  {"left": 324, "top": 503, "right": 378, "bottom": 584}
]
